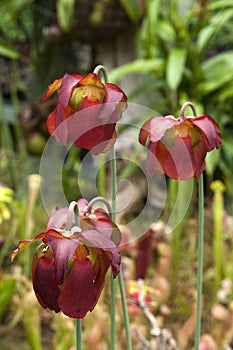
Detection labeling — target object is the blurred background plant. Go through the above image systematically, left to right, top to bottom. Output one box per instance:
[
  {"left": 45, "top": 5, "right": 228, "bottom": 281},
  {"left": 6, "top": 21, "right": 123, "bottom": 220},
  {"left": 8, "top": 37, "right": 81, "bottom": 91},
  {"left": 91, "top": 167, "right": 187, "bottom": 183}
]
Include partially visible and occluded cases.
[{"left": 1, "top": 0, "right": 233, "bottom": 349}]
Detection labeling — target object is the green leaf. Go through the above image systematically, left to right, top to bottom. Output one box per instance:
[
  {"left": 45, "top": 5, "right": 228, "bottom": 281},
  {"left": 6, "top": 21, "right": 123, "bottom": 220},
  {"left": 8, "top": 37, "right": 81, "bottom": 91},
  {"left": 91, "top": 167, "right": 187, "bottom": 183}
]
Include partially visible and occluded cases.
[
  {"left": 0, "top": 0, "right": 32, "bottom": 11},
  {"left": 56, "top": 0, "right": 75, "bottom": 32},
  {"left": 119, "top": 0, "right": 141, "bottom": 23},
  {"left": 147, "top": 0, "right": 161, "bottom": 41},
  {"left": 209, "top": 0, "right": 233, "bottom": 10},
  {"left": 196, "top": 9, "right": 233, "bottom": 53},
  {"left": 156, "top": 20, "right": 176, "bottom": 43},
  {"left": 0, "top": 39, "right": 20, "bottom": 59},
  {"left": 166, "top": 48, "right": 187, "bottom": 90},
  {"left": 199, "top": 51, "right": 233, "bottom": 94},
  {"left": 108, "top": 58, "right": 164, "bottom": 82},
  {"left": 128, "top": 79, "right": 164, "bottom": 100},
  {"left": 219, "top": 84, "right": 233, "bottom": 99},
  {"left": 222, "top": 138, "right": 233, "bottom": 157},
  {"left": 205, "top": 149, "right": 221, "bottom": 176},
  {"left": 0, "top": 278, "right": 16, "bottom": 322}
]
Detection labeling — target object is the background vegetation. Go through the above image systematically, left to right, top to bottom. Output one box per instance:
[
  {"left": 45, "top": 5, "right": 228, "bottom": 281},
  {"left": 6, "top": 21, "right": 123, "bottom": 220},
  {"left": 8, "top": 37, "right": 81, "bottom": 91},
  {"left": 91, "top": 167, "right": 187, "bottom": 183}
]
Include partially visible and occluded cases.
[{"left": 1, "top": 0, "right": 233, "bottom": 349}]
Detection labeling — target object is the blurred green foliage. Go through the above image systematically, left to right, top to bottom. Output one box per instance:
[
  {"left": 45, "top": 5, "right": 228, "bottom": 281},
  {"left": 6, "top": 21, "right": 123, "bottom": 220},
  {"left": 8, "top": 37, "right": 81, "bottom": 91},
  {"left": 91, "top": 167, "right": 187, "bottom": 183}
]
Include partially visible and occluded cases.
[
  {"left": 0, "top": 0, "right": 232, "bottom": 196},
  {"left": 111, "top": 0, "right": 233, "bottom": 197}
]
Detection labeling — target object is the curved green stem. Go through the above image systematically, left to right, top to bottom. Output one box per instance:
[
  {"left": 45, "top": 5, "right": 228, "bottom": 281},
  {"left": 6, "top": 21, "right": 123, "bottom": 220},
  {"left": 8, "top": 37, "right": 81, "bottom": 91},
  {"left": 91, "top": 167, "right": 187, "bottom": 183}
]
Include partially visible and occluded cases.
[{"left": 194, "top": 173, "right": 204, "bottom": 349}]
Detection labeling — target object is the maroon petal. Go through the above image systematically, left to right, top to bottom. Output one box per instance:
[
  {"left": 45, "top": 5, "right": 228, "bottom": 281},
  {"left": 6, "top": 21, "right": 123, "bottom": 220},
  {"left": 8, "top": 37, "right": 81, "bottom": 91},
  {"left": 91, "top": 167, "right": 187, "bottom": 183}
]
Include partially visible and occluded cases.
[
  {"left": 104, "top": 83, "right": 126, "bottom": 104},
  {"left": 54, "top": 102, "right": 69, "bottom": 145},
  {"left": 192, "top": 115, "right": 222, "bottom": 151},
  {"left": 139, "top": 118, "right": 152, "bottom": 146},
  {"left": 73, "top": 123, "right": 117, "bottom": 155},
  {"left": 163, "top": 136, "right": 196, "bottom": 180},
  {"left": 193, "top": 138, "right": 208, "bottom": 178},
  {"left": 146, "top": 141, "right": 164, "bottom": 177},
  {"left": 92, "top": 218, "right": 122, "bottom": 246},
  {"left": 135, "top": 228, "right": 154, "bottom": 279},
  {"left": 80, "top": 230, "right": 121, "bottom": 277},
  {"left": 48, "top": 234, "right": 80, "bottom": 285},
  {"left": 92, "top": 251, "right": 110, "bottom": 300},
  {"left": 33, "top": 255, "right": 60, "bottom": 312},
  {"left": 58, "top": 259, "right": 101, "bottom": 318}
]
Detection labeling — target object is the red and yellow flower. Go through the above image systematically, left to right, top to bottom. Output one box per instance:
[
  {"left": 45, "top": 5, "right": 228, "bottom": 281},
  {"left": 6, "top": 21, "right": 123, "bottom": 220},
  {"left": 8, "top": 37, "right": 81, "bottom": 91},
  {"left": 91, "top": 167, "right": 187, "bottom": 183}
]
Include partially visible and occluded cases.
[
  {"left": 42, "top": 71, "right": 127, "bottom": 154},
  {"left": 139, "top": 113, "right": 222, "bottom": 180}
]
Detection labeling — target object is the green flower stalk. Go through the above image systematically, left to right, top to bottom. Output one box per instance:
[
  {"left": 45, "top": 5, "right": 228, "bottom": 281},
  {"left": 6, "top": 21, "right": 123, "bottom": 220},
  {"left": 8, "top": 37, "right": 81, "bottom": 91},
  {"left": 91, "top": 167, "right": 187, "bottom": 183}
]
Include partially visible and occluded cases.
[{"left": 139, "top": 101, "right": 222, "bottom": 349}]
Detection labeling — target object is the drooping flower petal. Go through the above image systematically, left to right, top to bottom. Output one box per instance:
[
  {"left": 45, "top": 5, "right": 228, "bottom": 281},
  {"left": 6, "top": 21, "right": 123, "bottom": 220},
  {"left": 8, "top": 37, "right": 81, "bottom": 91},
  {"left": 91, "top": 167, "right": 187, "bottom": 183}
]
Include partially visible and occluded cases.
[
  {"left": 43, "top": 69, "right": 127, "bottom": 154},
  {"left": 58, "top": 73, "right": 82, "bottom": 108},
  {"left": 104, "top": 83, "right": 126, "bottom": 103},
  {"left": 140, "top": 111, "right": 222, "bottom": 180},
  {"left": 192, "top": 115, "right": 222, "bottom": 151},
  {"left": 162, "top": 136, "right": 197, "bottom": 180},
  {"left": 11, "top": 197, "right": 122, "bottom": 319},
  {"left": 80, "top": 229, "right": 121, "bottom": 277},
  {"left": 47, "top": 230, "right": 81, "bottom": 284},
  {"left": 10, "top": 232, "right": 47, "bottom": 262},
  {"left": 32, "top": 253, "right": 61, "bottom": 312},
  {"left": 58, "top": 259, "right": 99, "bottom": 318}
]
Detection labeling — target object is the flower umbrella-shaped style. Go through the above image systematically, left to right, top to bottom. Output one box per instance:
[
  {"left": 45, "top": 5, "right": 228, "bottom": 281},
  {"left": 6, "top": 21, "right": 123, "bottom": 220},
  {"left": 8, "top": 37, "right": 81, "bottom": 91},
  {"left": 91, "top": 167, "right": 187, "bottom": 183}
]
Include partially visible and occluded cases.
[
  {"left": 42, "top": 67, "right": 127, "bottom": 155},
  {"left": 139, "top": 103, "right": 222, "bottom": 180},
  {"left": 11, "top": 199, "right": 121, "bottom": 318}
]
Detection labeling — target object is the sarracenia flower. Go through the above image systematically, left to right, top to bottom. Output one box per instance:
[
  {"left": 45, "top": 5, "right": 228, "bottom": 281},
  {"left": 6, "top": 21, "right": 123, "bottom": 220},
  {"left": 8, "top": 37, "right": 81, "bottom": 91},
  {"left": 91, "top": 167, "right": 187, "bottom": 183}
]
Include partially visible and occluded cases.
[
  {"left": 42, "top": 66, "right": 127, "bottom": 155},
  {"left": 139, "top": 102, "right": 222, "bottom": 180},
  {"left": 11, "top": 199, "right": 121, "bottom": 318}
]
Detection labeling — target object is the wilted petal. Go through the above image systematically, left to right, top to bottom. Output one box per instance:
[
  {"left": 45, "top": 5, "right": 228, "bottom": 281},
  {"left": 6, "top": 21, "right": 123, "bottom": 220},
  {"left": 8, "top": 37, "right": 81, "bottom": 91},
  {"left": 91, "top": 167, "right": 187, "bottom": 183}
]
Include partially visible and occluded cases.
[
  {"left": 10, "top": 232, "right": 47, "bottom": 262},
  {"left": 58, "top": 259, "right": 99, "bottom": 318}
]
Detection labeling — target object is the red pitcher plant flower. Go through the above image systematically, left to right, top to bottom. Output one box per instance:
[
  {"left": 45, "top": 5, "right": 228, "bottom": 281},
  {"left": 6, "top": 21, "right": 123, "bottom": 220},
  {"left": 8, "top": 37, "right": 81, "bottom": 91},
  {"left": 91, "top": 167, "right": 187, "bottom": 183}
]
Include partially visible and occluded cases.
[
  {"left": 42, "top": 65, "right": 127, "bottom": 155},
  {"left": 139, "top": 102, "right": 222, "bottom": 180},
  {"left": 11, "top": 198, "right": 121, "bottom": 318}
]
